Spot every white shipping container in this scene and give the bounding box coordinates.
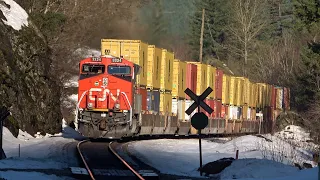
[178,100,185,120]
[185,100,196,121]
[172,99,178,114]
[247,108,251,120]
[228,106,238,120]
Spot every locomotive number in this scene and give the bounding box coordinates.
[91,57,101,61]
[112,58,122,63]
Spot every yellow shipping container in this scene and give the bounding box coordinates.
[266,85,272,107]
[101,39,148,86]
[206,65,216,99]
[189,62,207,95]
[222,74,231,105]
[160,49,174,91]
[256,83,267,108]
[172,60,187,99]
[251,108,256,120]
[250,83,258,108]
[147,45,161,89]
[160,92,172,114]
[235,77,244,106]
[243,78,250,105]
[229,76,237,105]
[242,105,249,120]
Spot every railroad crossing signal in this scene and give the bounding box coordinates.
[184,87,214,177]
[185,87,214,116]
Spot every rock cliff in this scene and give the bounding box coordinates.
[0,1,62,136]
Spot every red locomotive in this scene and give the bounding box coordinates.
[76,55,140,138]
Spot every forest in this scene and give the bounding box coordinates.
[14,0,320,139]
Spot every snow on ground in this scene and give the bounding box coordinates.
[64,76,78,88]
[0,119,84,179]
[221,158,317,180]
[0,0,29,30]
[128,125,318,179]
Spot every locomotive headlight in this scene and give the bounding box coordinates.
[103,78,108,86]
[87,103,93,109]
[114,103,120,109]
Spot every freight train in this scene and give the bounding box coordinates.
[75,39,290,138]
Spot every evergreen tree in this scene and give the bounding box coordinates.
[293,0,320,110]
[189,0,230,61]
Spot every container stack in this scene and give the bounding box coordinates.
[184,63,197,121]
[146,45,161,114]
[159,49,174,115]
[101,39,149,113]
[172,59,187,120]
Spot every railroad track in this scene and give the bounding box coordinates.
[75,139,158,180]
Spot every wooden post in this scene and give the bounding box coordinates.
[199,9,205,63]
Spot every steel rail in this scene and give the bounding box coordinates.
[77,140,96,180]
[109,141,145,180]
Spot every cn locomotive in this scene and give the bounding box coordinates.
[75,39,290,138]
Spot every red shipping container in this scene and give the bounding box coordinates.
[215,69,223,100]
[271,86,276,110]
[203,99,211,117]
[221,105,228,119]
[215,100,222,118]
[137,88,147,111]
[186,63,197,100]
[209,99,215,118]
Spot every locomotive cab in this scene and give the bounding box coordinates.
[76,55,139,138]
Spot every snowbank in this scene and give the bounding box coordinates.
[128,125,317,178]
[0,0,29,30]
[220,158,299,179]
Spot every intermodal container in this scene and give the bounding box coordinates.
[101,39,148,86]
[147,45,161,89]
[137,88,147,111]
[178,100,186,121]
[247,107,251,120]
[221,105,228,119]
[172,60,187,99]
[229,76,236,105]
[160,92,172,114]
[228,106,238,120]
[186,63,197,100]
[252,83,258,108]
[222,74,230,105]
[235,77,244,106]
[215,69,223,100]
[251,108,256,120]
[209,99,215,118]
[160,49,174,91]
[242,105,249,120]
[243,78,250,105]
[185,100,196,120]
[257,83,265,108]
[202,99,211,117]
[146,90,160,113]
[283,87,290,110]
[215,100,222,118]
[207,65,216,99]
[172,99,178,115]
[275,87,283,110]
[189,62,207,95]
[271,86,276,109]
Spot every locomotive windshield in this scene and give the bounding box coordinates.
[107,66,131,75]
[82,64,105,74]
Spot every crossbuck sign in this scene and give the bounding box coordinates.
[185,87,214,116]
[184,87,214,176]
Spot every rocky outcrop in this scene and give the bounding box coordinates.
[0,14,62,136]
